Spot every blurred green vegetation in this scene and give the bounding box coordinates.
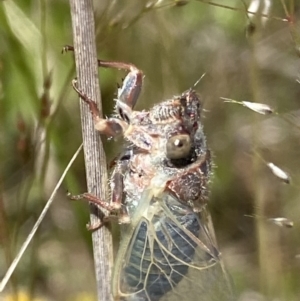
[0,0,300,300]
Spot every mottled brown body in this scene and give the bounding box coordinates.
[68,54,235,301]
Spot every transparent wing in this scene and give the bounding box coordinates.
[112,191,235,301]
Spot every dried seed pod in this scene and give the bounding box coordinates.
[245,215,294,228]
[247,0,272,27]
[241,101,274,115]
[221,97,274,115]
[268,217,294,228]
[267,162,290,184]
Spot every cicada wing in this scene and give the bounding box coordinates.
[112,192,235,301]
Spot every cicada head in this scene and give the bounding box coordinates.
[126,89,207,168]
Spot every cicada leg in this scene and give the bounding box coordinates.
[98,60,142,110]
[63,45,143,109]
[65,46,154,150]
[72,79,126,137]
[67,191,121,212]
[67,160,130,230]
[64,46,141,228]
[110,160,131,224]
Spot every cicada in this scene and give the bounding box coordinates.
[70,54,235,301]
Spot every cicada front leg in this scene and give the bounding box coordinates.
[64,45,143,114]
[97,60,143,110]
[72,79,126,137]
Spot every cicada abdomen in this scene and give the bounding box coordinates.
[112,184,234,301]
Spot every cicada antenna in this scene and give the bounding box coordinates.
[192,73,206,89]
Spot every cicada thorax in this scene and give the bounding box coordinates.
[122,136,210,214]
[122,148,211,217]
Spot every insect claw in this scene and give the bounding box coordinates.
[87,215,120,230]
[61,45,74,54]
[71,78,79,90]
[86,221,104,231]
[71,79,101,120]
[67,191,83,201]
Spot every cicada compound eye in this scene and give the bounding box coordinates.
[166,134,192,159]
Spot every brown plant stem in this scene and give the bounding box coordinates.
[69,1,113,300]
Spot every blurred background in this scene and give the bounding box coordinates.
[0,0,300,300]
